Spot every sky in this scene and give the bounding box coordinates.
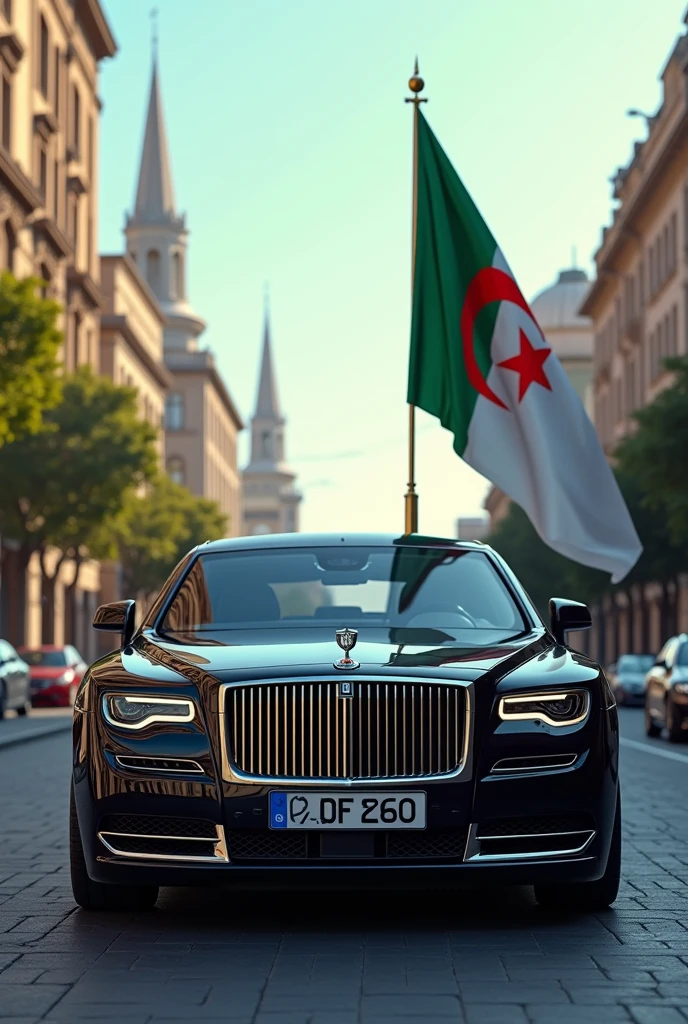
[98,0,685,539]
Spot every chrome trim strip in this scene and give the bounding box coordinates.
[102,694,195,731]
[463,823,596,861]
[498,691,590,728]
[114,756,204,774]
[490,754,578,773]
[218,677,474,786]
[97,824,228,863]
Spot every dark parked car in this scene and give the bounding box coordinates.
[645,634,688,742]
[607,654,654,706]
[71,533,620,914]
[0,639,31,718]
[19,645,87,707]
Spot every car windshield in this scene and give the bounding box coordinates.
[675,645,688,666]
[21,650,67,666]
[617,654,654,672]
[159,546,526,635]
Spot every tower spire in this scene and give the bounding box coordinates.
[131,38,176,224]
[150,7,158,62]
[255,290,281,420]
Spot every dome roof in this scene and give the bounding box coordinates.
[530,268,591,331]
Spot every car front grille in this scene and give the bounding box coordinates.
[227,828,468,862]
[227,681,467,781]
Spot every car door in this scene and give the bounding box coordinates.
[647,639,677,716]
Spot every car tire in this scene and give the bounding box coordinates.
[70,785,159,912]
[666,696,685,744]
[533,790,621,912]
[644,702,661,738]
[16,701,29,717]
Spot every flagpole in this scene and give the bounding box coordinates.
[404,59,426,535]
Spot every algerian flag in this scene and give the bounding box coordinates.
[407,111,642,583]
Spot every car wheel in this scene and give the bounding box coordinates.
[533,790,621,912]
[666,696,685,744]
[16,700,29,717]
[70,785,159,912]
[644,702,661,738]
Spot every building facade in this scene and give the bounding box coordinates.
[483,266,593,532]
[242,307,301,535]
[0,0,116,658]
[125,56,243,534]
[581,22,688,662]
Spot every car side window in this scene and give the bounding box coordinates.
[0,641,16,662]
[65,646,76,663]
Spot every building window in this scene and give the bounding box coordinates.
[1,1,12,22]
[672,304,678,356]
[2,219,15,272]
[1,69,11,151]
[165,392,184,430]
[167,456,185,486]
[146,248,160,291]
[71,84,80,156]
[171,251,183,299]
[39,263,51,299]
[40,15,49,99]
[69,193,79,249]
[53,46,60,117]
[38,142,47,200]
[671,213,678,273]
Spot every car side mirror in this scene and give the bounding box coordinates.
[93,600,136,647]
[549,597,592,645]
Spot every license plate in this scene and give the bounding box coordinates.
[269,791,426,829]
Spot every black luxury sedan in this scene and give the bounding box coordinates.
[644,633,688,742]
[70,533,620,913]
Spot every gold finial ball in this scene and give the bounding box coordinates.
[408,74,425,94]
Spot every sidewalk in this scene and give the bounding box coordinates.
[0,707,72,750]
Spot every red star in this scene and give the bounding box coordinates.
[497,329,552,402]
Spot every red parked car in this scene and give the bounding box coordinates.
[19,645,87,707]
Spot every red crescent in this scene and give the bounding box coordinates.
[460,266,536,410]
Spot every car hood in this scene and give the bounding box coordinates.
[135,626,554,683]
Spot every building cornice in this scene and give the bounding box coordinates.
[101,313,174,392]
[75,0,117,60]
[67,266,101,309]
[100,253,165,326]
[165,354,244,431]
[33,217,73,260]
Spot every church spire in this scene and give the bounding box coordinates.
[132,53,177,224]
[254,290,281,420]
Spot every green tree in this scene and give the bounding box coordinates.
[113,475,227,601]
[0,272,62,446]
[615,356,688,546]
[0,367,159,642]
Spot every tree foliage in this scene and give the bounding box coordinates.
[615,356,688,547]
[0,366,159,577]
[112,475,227,599]
[0,272,63,446]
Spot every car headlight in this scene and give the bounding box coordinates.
[56,670,75,686]
[498,691,589,727]
[103,694,195,730]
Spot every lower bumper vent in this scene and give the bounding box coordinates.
[97,813,227,863]
[227,829,469,863]
[467,813,596,861]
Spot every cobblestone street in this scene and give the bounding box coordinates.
[1,708,687,1024]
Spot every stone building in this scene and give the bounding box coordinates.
[580,18,688,663]
[242,306,301,535]
[0,0,116,658]
[482,266,593,532]
[125,56,243,534]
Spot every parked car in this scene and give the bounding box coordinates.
[607,653,655,706]
[645,634,688,742]
[71,533,620,914]
[19,645,87,708]
[0,640,31,718]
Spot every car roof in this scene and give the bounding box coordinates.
[198,532,490,555]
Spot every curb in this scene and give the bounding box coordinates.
[0,717,72,751]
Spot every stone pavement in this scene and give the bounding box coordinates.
[0,708,687,1024]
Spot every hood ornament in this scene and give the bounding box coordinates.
[334,627,359,671]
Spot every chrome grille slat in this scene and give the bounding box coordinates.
[228,680,466,781]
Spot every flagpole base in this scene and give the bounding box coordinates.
[404,492,418,535]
